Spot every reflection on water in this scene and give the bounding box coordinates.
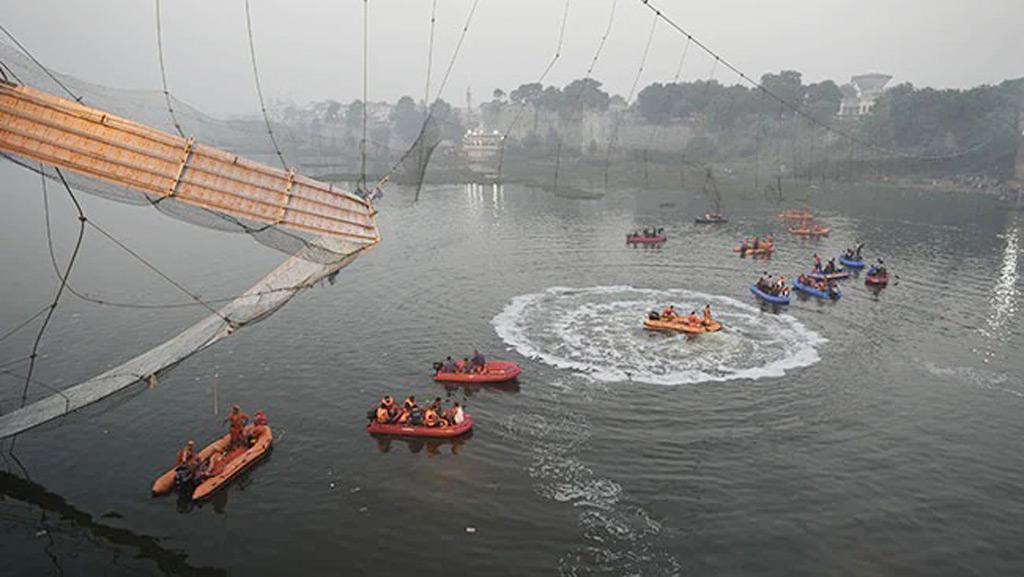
[985,212,1020,339]
[372,431,473,455]
[0,469,223,576]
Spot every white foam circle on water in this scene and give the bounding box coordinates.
[493,285,826,385]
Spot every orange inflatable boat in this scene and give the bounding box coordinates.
[434,361,521,384]
[733,244,774,255]
[778,208,813,220]
[644,318,723,334]
[788,226,830,237]
[367,413,474,438]
[152,425,273,501]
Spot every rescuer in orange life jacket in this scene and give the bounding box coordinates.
[224,405,249,449]
[176,440,198,473]
[398,395,417,424]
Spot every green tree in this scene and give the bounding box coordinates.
[391,95,423,142]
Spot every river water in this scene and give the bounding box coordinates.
[1,161,1022,576]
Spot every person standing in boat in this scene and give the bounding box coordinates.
[702,305,713,326]
[224,405,249,449]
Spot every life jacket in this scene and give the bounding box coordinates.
[688,314,700,325]
[376,407,390,424]
[176,448,194,467]
[424,409,439,427]
[402,398,416,412]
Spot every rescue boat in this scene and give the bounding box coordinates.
[152,425,273,501]
[433,361,521,384]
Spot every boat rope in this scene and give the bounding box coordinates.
[154,0,185,138]
[553,0,618,194]
[0,23,81,103]
[496,0,570,183]
[603,11,657,193]
[243,0,288,171]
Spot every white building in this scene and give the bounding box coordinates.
[838,73,892,117]
[463,129,503,162]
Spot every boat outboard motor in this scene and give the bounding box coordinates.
[648,311,661,321]
[174,466,196,489]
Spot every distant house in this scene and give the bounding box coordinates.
[838,73,892,117]
[463,129,503,163]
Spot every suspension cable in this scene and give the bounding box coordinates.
[496,0,570,183]
[154,0,185,137]
[360,0,369,190]
[17,168,85,410]
[243,0,288,171]
[603,11,657,192]
[383,0,481,190]
[636,0,990,162]
[0,23,81,102]
[554,0,618,193]
[641,32,691,188]
[423,0,438,108]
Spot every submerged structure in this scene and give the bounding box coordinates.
[0,77,380,439]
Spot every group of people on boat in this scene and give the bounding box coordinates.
[868,259,888,277]
[628,227,664,239]
[738,234,774,253]
[812,254,841,274]
[756,274,789,297]
[796,273,839,296]
[843,243,865,261]
[173,405,268,484]
[653,304,715,327]
[373,395,465,428]
[435,351,487,375]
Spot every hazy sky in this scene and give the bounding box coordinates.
[4,0,1021,116]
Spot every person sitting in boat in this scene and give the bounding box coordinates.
[440,356,457,373]
[751,236,760,250]
[375,402,392,424]
[246,410,269,444]
[381,396,399,421]
[423,406,446,428]
[765,233,774,246]
[445,401,465,425]
[197,450,225,481]
[825,258,838,274]
[813,254,822,272]
[224,405,249,449]
[874,259,887,276]
[686,310,700,326]
[471,350,487,373]
[661,305,677,320]
[399,395,417,424]
[176,440,199,474]
[739,239,750,253]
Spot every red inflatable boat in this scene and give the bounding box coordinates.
[627,234,666,244]
[434,361,521,384]
[367,413,474,438]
